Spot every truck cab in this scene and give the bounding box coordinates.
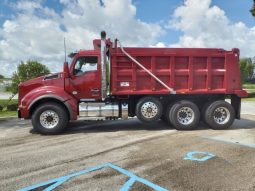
[18,33,123,134]
[66,50,102,101]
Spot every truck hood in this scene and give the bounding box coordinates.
[20,73,62,87]
[20,75,45,87]
[19,73,64,103]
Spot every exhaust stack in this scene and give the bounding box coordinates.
[101,31,107,100]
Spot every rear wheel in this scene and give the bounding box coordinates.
[204,100,235,130]
[31,102,68,135]
[168,100,200,130]
[136,96,163,122]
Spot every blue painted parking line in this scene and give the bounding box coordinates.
[17,163,169,191]
[17,163,107,191]
[119,178,136,191]
[203,137,255,149]
[184,151,215,162]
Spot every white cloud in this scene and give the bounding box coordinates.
[2,20,18,33]
[150,42,166,48]
[14,0,42,11]
[0,0,164,77]
[169,0,255,57]
[2,0,254,77]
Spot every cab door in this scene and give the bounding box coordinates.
[68,56,101,101]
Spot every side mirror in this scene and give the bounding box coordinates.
[63,61,70,78]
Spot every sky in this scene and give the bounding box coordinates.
[0,0,255,77]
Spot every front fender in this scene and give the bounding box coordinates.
[20,86,78,120]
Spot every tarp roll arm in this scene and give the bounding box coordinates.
[117,39,176,94]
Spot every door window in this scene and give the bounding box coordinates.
[74,56,98,76]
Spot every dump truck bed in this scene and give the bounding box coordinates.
[110,47,247,97]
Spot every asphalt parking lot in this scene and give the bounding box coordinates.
[1,102,255,191]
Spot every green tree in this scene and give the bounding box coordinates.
[10,60,50,95]
[240,58,255,83]
[0,74,4,83]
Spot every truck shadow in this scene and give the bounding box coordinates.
[64,119,173,134]
[231,116,255,130]
[62,117,255,135]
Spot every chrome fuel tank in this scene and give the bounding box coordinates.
[79,102,128,119]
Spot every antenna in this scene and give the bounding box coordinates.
[64,37,67,62]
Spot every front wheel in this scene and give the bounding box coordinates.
[31,102,68,135]
[204,101,235,130]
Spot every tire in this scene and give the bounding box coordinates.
[204,100,235,130]
[168,100,200,130]
[200,101,214,124]
[31,102,68,135]
[164,102,175,126]
[136,96,163,123]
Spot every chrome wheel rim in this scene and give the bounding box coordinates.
[213,107,230,124]
[141,102,158,119]
[39,110,59,129]
[177,107,194,125]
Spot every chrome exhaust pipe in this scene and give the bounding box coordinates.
[101,31,107,100]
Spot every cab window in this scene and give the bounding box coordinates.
[74,56,98,76]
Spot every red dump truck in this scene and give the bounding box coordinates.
[18,31,248,134]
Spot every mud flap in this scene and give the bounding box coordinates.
[231,95,241,119]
